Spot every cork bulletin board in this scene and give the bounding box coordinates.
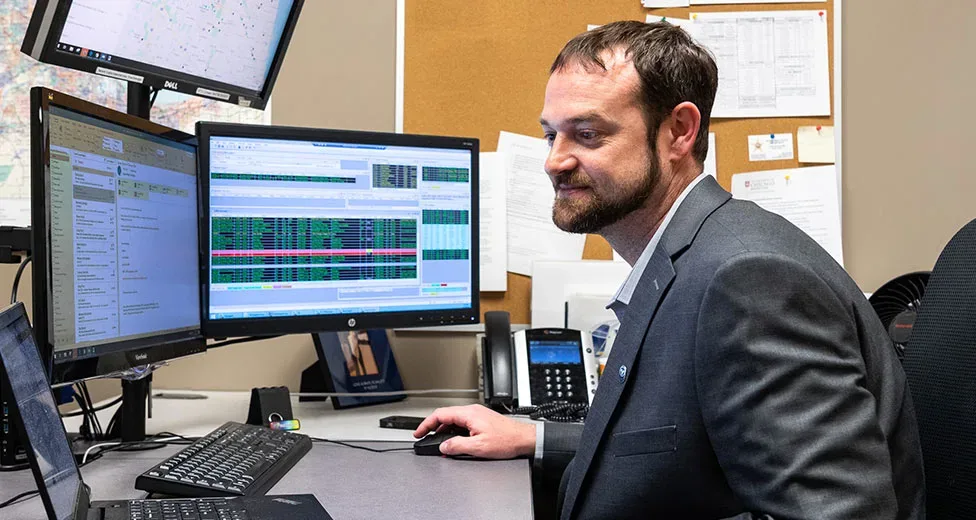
[404,1,835,324]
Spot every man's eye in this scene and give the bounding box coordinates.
[579,130,598,141]
[544,133,556,145]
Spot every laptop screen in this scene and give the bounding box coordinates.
[0,304,82,520]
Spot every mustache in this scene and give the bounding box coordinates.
[552,172,590,188]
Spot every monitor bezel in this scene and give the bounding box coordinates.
[20,0,305,110]
[30,87,206,385]
[197,122,481,338]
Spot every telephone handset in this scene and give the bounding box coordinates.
[482,311,599,414]
[483,311,516,410]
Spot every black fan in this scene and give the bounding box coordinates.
[868,271,930,360]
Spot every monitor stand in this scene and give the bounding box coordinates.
[65,374,152,464]
[108,84,154,444]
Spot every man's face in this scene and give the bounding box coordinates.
[540,53,659,234]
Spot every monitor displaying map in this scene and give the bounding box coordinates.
[20,0,302,110]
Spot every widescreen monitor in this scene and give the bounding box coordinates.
[30,87,205,385]
[197,123,480,338]
[21,0,304,110]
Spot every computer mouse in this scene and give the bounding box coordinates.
[413,425,470,456]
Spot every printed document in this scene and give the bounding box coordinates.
[748,133,795,161]
[690,11,831,118]
[498,131,586,276]
[731,165,843,266]
[479,152,507,291]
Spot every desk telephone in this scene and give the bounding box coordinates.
[482,311,598,419]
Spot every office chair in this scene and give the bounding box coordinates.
[901,217,976,519]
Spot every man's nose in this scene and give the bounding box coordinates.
[544,136,577,177]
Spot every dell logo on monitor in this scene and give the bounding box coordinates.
[164,80,179,90]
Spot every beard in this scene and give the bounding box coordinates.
[551,156,659,234]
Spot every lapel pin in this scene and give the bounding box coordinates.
[619,365,627,382]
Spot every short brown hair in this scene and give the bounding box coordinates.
[551,21,718,164]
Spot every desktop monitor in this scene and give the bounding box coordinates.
[197,123,480,338]
[21,0,304,110]
[30,87,206,385]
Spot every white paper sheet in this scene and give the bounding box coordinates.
[531,260,633,328]
[748,133,794,161]
[797,125,836,163]
[731,165,843,266]
[587,24,602,31]
[498,131,586,277]
[690,11,831,118]
[693,0,822,4]
[704,132,717,178]
[478,152,507,291]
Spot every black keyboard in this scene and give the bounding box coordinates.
[135,421,312,498]
[128,497,249,520]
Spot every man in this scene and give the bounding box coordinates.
[415,21,924,519]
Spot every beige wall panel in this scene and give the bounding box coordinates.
[844,1,976,291]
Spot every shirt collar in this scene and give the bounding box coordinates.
[608,172,711,320]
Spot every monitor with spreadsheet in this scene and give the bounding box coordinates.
[30,87,205,384]
[197,122,480,337]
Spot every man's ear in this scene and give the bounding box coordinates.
[663,101,701,163]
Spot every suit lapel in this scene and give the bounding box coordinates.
[560,176,732,519]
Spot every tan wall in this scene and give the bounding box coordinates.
[843,1,976,291]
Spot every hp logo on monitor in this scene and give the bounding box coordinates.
[348,318,356,328]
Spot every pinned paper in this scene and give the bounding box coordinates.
[731,165,843,266]
[748,133,794,162]
[691,11,830,118]
[587,24,602,31]
[797,125,835,164]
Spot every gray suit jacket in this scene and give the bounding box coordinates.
[546,177,924,519]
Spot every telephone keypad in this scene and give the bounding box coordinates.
[529,363,588,405]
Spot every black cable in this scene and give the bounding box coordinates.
[79,383,102,437]
[9,255,30,305]
[513,401,588,422]
[0,490,40,509]
[72,392,94,440]
[309,437,413,453]
[208,335,282,349]
[61,395,123,418]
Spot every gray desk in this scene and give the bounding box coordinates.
[0,394,534,519]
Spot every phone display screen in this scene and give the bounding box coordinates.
[528,340,583,365]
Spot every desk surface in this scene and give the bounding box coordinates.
[2,393,534,520]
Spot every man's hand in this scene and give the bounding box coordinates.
[414,404,537,459]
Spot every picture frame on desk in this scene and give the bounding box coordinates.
[306,329,406,409]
